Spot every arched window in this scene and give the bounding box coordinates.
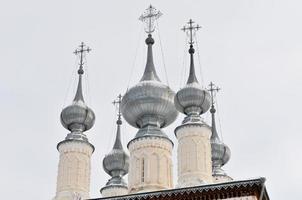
[141,158,145,183]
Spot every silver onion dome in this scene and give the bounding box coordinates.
[210,106,231,177]
[174,44,211,123]
[60,75,95,133]
[175,19,211,124]
[60,43,95,141]
[102,110,129,189]
[101,100,129,194]
[121,34,178,139]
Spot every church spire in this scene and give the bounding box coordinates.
[181,19,201,84]
[60,42,95,141]
[174,19,210,124]
[208,82,221,142]
[208,82,232,182]
[139,5,162,81]
[101,94,129,197]
[73,42,91,102]
[112,94,123,149]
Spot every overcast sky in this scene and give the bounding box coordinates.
[0,0,301,199]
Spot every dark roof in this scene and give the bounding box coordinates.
[89,177,269,200]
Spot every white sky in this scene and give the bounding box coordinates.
[0,0,301,199]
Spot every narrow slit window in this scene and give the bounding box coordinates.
[141,158,145,183]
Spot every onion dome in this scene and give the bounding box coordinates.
[210,106,230,176]
[102,101,129,190]
[121,33,178,139]
[174,19,211,124]
[208,83,231,178]
[60,43,95,141]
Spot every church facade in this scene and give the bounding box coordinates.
[52,5,270,200]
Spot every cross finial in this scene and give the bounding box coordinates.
[181,19,201,45]
[74,42,91,75]
[139,5,162,34]
[113,94,123,120]
[208,82,220,106]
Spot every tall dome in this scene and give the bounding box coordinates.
[174,19,211,124]
[121,25,178,140]
[122,5,176,193]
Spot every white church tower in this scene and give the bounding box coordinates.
[174,19,213,187]
[121,5,178,194]
[53,43,95,200]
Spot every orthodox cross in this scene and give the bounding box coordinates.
[113,94,123,119]
[74,42,91,74]
[181,19,201,45]
[208,82,220,106]
[139,5,162,34]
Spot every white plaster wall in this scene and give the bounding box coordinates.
[101,186,128,197]
[176,124,212,187]
[53,141,94,200]
[128,137,173,193]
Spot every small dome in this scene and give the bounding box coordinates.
[174,38,211,119]
[60,100,95,132]
[60,42,95,136]
[211,140,231,167]
[103,149,129,177]
[175,82,211,116]
[210,103,231,177]
[60,70,95,133]
[102,104,129,184]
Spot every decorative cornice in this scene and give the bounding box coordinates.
[127,135,174,149]
[89,177,269,200]
[174,122,211,136]
[57,139,95,153]
[100,184,128,193]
